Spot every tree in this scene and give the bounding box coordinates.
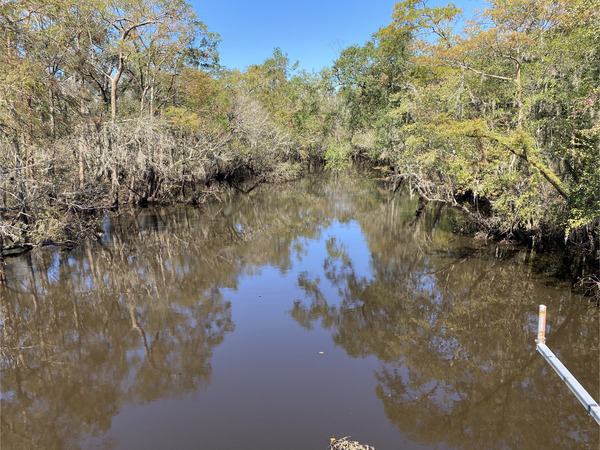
[124,4,219,117]
[331,31,410,135]
[374,0,599,240]
[72,0,215,121]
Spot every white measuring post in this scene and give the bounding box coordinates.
[536,304,547,345]
[536,305,600,425]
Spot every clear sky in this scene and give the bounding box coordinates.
[190,0,486,73]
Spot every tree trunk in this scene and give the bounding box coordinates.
[48,86,56,140]
[78,133,85,190]
[515,50,523,130]
[78,78,86,190]
[110,76,118,121]
[110,52,125,122]
[12,135,29,225]
[111,167,119,209]
[149,84,154,117]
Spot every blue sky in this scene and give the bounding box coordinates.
[191,0,486,73]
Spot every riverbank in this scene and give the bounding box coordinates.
[1,166,598,305]
[4,1,598,273]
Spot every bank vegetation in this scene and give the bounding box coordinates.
[1,0,598,280]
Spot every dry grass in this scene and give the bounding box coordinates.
[328,436,375,450]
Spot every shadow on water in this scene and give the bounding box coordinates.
[1,172,598,449]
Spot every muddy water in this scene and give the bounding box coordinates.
[1,174,598,449]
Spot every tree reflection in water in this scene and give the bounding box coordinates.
[1,234,235,448]
[0,175,355,447]
[290,184,599,448]
[1,173,598,449]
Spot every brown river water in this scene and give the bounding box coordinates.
[1,173,598,449]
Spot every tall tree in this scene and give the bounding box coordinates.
[73,0,215,121]
[375,0,599,237]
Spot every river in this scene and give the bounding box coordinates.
[1,172,598,449]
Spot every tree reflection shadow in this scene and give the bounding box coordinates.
[0,241,234,448]
[1,174,597,448]
[291,198,599,448]
[0,174,380,448]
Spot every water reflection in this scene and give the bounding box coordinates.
[1,239,234,448]
[1,173,598,449]
[291,195,599,448]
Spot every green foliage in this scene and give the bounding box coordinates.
[336,0,599,243]
[325,139,352,171]
[1,0,598,252]
[330,30,410,134]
